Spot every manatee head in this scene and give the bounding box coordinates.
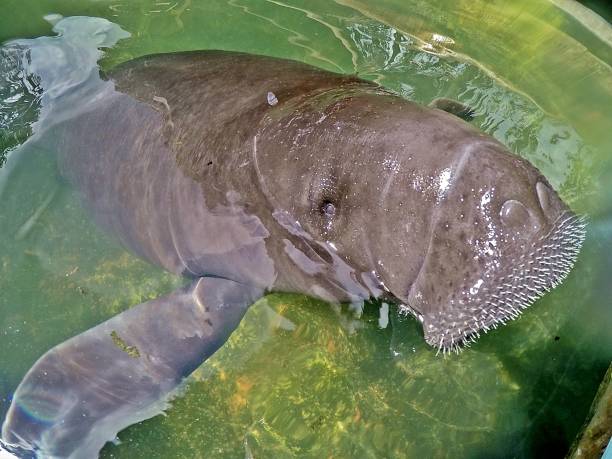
[400,144,586,353]
[255,87,585,354]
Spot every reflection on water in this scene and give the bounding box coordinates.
[0,47,39,167]
[0,1,610,458]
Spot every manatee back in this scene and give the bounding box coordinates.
[44,51,373,285]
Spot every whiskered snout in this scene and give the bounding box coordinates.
[419,211,586,354]
[395,144,587,355]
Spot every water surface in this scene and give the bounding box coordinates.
[0,1,611,458]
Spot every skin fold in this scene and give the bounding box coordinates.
[1,51,585,458]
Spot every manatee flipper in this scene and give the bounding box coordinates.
[429,97,476,122]
[1,277,262,458]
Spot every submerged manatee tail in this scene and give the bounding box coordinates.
[2,278,262,458]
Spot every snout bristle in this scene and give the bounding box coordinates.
[419,211,587,355]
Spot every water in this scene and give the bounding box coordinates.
[0,1,610,458]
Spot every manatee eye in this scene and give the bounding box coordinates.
[320,200,336,218]
[308,171,344,233]
[316,199,337,235]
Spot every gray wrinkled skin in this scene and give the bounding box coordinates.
[1,51,585,458]
[86,50,583,349]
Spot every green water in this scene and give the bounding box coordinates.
[578,0,612,23]
[0,1,611,457]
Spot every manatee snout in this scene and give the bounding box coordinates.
[403,147,586,353]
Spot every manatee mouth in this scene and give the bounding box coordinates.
[418,211,587,354]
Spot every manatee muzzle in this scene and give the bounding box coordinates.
[416,211,587,354]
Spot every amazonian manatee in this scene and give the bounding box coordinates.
[1,50,585,458]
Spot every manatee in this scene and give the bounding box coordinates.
[1,51,586,458]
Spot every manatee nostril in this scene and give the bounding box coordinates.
[500,200,529,227]
[536,181,552,214]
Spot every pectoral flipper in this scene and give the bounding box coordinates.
[2,277,262,458]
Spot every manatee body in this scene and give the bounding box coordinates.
[1,51,585,458]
